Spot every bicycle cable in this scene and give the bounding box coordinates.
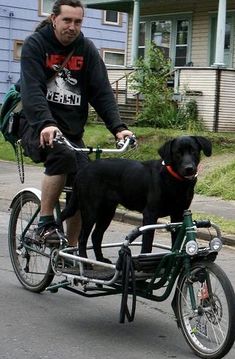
[15,140,25,184]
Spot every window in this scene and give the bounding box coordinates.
[103,10,121,26]
[151,20,171,59]
[140,15,191,66]
[102,50,125,66]
[14,40,24,60]
[138,22,146,58]
[39,0,54,16]
[175,20,189,66]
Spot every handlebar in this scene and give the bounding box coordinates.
[194,220,222,239]
[194,220,211,228]
[54,133,137,155]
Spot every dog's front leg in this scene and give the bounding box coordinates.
[141,210,157,253]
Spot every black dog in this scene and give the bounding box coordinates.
[62,136,212,263]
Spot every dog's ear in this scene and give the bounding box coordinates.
[193,136,212,157]
[158,139,174,164]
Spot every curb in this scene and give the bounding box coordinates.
[114,209,235,247]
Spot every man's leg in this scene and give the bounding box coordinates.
[40,173,81,246]
[40,173,66,216]
[66,210,81,247]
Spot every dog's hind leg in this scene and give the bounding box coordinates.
[78,214,96,260]
[91,203,117,263]
[141,210,158,253]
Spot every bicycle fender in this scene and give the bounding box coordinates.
[9,187,41,209]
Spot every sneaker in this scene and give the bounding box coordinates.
[35,223,65,247]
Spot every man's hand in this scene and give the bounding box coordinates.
[115,129,134,141]
[40,126,62,148]
[115,129,137,148]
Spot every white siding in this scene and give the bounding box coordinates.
[178,67,235,132]
[179,68,216,131]
[219,70,235,131]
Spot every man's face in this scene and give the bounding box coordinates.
[51,5,83,46]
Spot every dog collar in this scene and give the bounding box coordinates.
[162,161,198,181]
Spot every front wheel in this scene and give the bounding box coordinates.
[8,191,54,292]
[175,261,235,359]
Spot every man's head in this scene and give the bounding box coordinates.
[51,0,84,46]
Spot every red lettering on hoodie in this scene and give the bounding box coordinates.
[46,54,84,70]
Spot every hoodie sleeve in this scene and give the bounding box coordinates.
[85,39,128,135]
[20,33,57,133]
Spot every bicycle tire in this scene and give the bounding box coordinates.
[175,261,235,359]
[8,191,54,292]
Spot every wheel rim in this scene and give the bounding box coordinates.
[179,268,230,355]
[10,196,52,289]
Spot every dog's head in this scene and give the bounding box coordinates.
[158,136,212,180]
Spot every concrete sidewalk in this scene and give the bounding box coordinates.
[1,160,235,245]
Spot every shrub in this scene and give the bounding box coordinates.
[129,43,204,131]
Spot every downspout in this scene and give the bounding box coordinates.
[130,0,140,65]
[7,10,14,84]
[213,68,221,132]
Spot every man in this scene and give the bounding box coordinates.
[18,0,133,247]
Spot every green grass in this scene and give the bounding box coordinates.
[193,213,235,236]
[197,162,235,200]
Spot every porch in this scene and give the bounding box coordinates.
[106,66,235,132]
[84,0,235,131]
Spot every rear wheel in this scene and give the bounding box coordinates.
[8,191,54,292]
[175,261,235,359]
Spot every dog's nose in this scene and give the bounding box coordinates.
[184,165,195,175]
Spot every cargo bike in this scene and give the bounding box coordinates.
[8,136,235,359]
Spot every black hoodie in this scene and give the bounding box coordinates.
[20,23,126,140]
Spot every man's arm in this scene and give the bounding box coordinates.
[20,34,57,134]
[85,40,130,136]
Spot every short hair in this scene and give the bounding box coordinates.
[35,0,84,31]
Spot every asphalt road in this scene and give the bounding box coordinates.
[1,208,235,359]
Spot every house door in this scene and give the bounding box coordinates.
[210,16,233,67]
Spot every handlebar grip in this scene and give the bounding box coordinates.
[194,220,211,228]
[116,135,137,149]
[116,139,125,149]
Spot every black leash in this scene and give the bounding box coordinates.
[116,245,136,323]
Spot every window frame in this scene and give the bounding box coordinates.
[13,40,24,60]
[101,48,125,67]
[38,0,53,16]
[102,10,122,26]
[140,13,192,67]
[138,21,146,58]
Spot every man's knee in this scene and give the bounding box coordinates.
[44,143,77,176]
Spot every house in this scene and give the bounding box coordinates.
[84,0,235,132]
[0,0,127,102]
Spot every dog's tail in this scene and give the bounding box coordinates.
[60,189,80,222]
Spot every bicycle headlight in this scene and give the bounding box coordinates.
[210,237,222,252]
[185,240,198,255]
